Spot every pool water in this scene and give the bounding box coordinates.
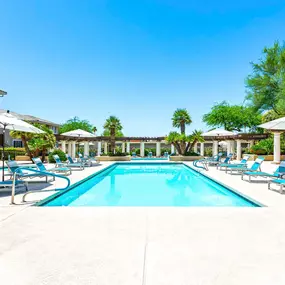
[43,163,258,207]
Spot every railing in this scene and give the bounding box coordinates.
[11,167,70,204]
[193,160,208,171]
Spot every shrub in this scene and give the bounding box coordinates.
[249,145,267,155]
[250,138,274,155]
[204,147,212,157]
[184,151,200,156]
[48,149,67,163]
[1,147,26,160]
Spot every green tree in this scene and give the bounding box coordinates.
[203,101,261,132]
[59,116,95,134]
[103,116,123,153]
[102,129,124,137]
[246,41,285,115]
[172,108,192,134]
[262,109,284,123]
[166,130,204,155]
[28,124,56,161]
[10,131,33,158]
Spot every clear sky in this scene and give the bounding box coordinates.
[1,0,285,136]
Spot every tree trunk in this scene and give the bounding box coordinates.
[180,122,185,134]
[21,135,32,159]
[41,148,46,162]
[110,128,115,153]
[174,142,182,155]
[186,139,197,153]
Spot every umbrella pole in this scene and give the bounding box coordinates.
[2,125,6,182]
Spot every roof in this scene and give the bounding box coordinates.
[0,109,60,127]
[258,116,285,131]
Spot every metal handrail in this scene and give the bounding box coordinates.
[193,160,208,171]
[11,167,70,204]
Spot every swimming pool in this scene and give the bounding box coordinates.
[41,163,258,207]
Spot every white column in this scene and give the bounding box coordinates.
[126,142,130,153]
[84,141,89,156]
[200,142,204,156]
[71,141,76,158]
[213,141,218,156]
[68,142,72,156]
[140,142,145,157]
[156,142,161,157]
[97,141,101,156]
[236,140,242,161]
[171,144,175,154]
[230,141,235,154]
[226,140,231,155]
[194,143,198,153]
[121,142,125,153]
[61,141,66,153]
[274,132,281,164]
[104,142,108,154]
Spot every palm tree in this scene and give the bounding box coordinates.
[10,131,33,158]
[185,130,205,153]
[172,108,192,134]
[103,116,123,153]
[28,124,56,161]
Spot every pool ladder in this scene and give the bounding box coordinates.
[11,167,71,204]
[193,160,208,171]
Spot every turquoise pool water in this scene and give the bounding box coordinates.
[43,163,258,207]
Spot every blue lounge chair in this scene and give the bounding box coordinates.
[214,153,233,168]
[78,153,98,166]
[132,152,137,158]
[0,180,28,191]
[65,154,85,170]
[6,161,51,183]
[242,161,285,182]
[204,152,223,165]
[268,179,285,193]
[148,151,153,158]
[32,157,72,176]
[53,154,83,170]
[218,155,250,171]
[226,157,264,175]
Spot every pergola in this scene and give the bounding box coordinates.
[56,133,268,158]
[259,117,285,164]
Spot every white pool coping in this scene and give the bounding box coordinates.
[1,160,285,284]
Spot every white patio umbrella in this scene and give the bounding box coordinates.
[60,129,96,137]
[60,129,95,156]
[258,116,285,130]
[202,129,236,137]
[0,112,45,181]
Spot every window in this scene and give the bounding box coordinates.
[13,140,23,148]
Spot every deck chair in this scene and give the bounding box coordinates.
[242,161,285,182]
[65,154,85,170]
[6,161,51,183]
[226,157,264,175]
[78,153,97,167]
[214,153,233,168]
[268,178,285,194]
[32,157,72,176]
[218,155,250,171]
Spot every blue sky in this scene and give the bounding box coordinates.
[1,0,285,136]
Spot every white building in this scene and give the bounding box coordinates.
[0,109,60,147]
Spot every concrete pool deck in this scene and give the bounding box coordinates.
[1,160,285,284]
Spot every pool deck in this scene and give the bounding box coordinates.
[1,160,285,284]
